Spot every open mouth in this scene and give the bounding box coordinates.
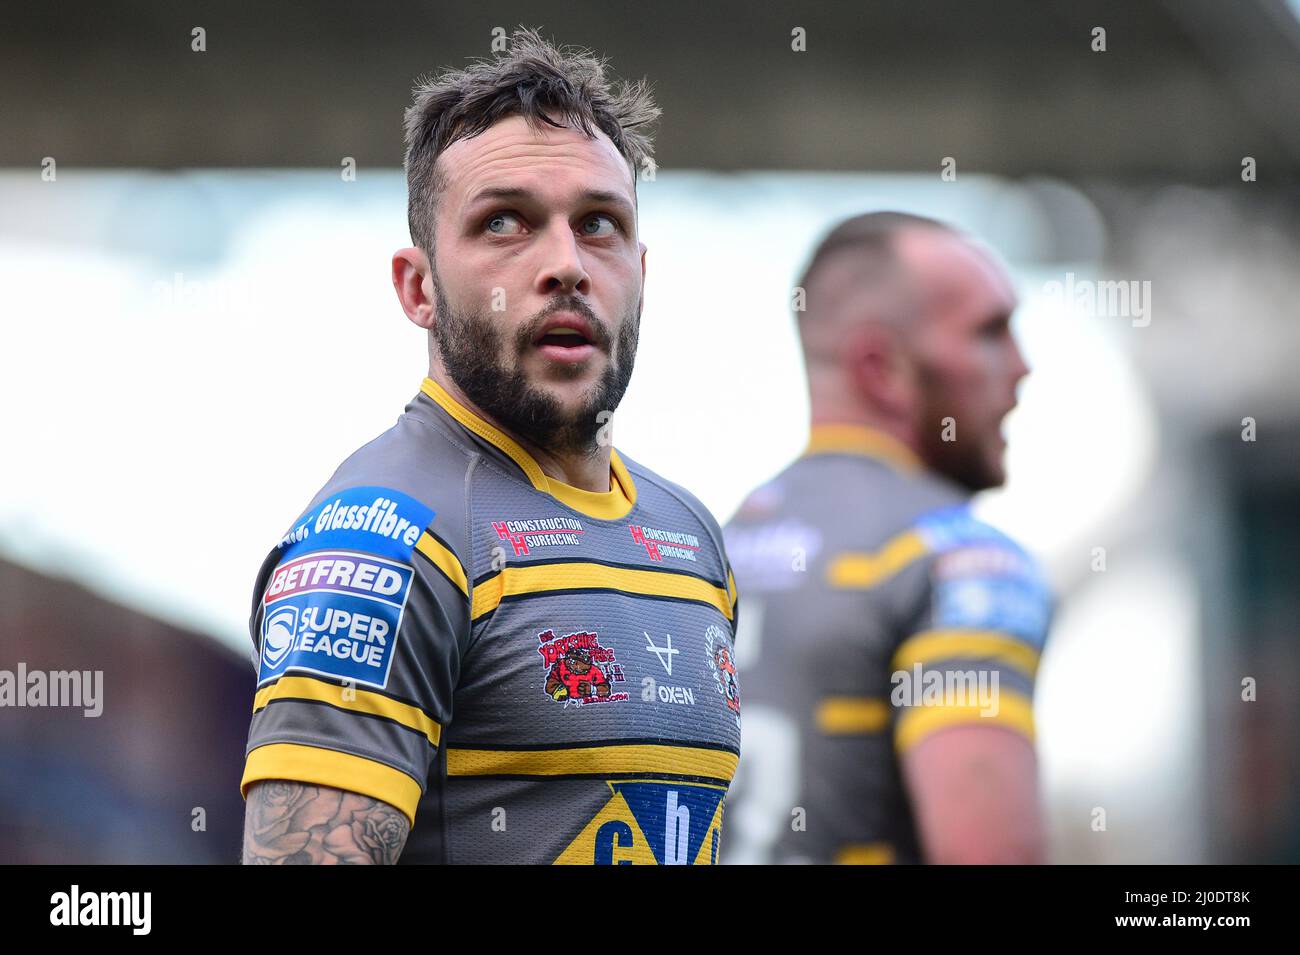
[531,313,601,364]
[535,327,593,349]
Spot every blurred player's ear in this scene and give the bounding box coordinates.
[639,240,647,282]
[392,247,435,330]
[846,321,916,419]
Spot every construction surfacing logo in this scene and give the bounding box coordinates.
[629,524,701,562]
[493,516,584,556]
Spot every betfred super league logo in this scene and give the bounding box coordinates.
[537,629,629,706]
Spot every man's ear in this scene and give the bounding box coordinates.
[392,247,435,330]
[846,322,914,417]
[639,241,647,283]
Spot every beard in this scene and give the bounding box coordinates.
[431,280,640,458]
[914,362,1005,494]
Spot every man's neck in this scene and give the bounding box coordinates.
[808,408,920,462]
[807,375,920,453]
[428,367,613,493]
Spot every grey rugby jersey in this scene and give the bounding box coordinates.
[720,425,1051,865]
[241,377,740,864]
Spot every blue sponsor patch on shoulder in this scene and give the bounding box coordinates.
[916,506,1053,647]
[276,485,435,562]
[914,505,1008,552]
[258,549,415,688]
[932,574,1051,647]
[259,486,434,688]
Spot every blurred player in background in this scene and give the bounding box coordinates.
[722,212,1052,864]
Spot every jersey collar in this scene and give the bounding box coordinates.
[803,423,923,474]
[420,376,637,521]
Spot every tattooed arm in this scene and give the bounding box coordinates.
[242,779,410,864]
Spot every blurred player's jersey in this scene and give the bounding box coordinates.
[241,377,740,864]
[720,425,1051,864]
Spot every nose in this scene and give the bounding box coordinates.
[536,221,590,296]
[1008,334,1031,385]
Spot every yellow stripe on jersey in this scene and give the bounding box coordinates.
[834,843,896,865]
[726,567,738,610]
[804,423,922,474]
[471,561,735,622]
[415,530,468,597]
[815,697,891,734]
[423,376,547,487]
[253,675,442,748]
[826,529,929,589]
[891,629,1041,679]
[241,742,423,828]
[446,743,739,784]
[420,376,636,519]
[893,689,1036,754]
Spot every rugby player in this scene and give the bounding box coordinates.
[722,212,1051,864]
[240,28,739,864]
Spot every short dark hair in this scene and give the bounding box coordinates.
[402,26,660,255]
[796,211,953,315]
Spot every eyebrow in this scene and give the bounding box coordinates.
[465,186,636,217]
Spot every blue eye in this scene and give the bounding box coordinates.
[486,213,523,235]
[581,214,618,237]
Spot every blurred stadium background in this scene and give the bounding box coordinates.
[1,1,1297,863]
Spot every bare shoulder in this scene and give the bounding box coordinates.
[241,779,410,864]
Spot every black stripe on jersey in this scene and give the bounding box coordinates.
[251,695,438,748]
[471,554,728,591]
[256,673,443,727]
[441,737,740,757]
[490,586,733,618]
[444,771,733,786]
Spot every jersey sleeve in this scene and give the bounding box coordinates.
[889,506,1053,755]
[239,485,470,828]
